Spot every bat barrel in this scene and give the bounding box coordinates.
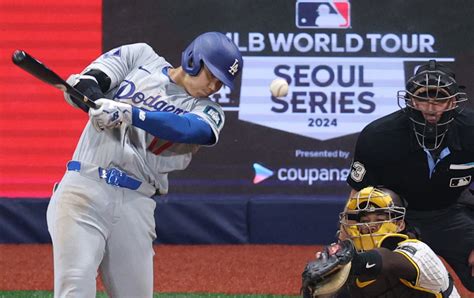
[11,49,98,110]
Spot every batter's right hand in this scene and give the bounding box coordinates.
[89,98,132,132]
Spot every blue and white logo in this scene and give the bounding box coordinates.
[296,0,351,29]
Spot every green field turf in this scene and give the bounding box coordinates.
[0,292,299,298]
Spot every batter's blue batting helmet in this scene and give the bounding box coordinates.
[181,32,243,91]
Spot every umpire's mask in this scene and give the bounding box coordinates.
[397,60,468,151]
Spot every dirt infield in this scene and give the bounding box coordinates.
[0,244,471,297]
[0,244,317,295]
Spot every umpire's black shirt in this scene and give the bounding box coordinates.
[347,108,474,210]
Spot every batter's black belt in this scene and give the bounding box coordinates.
[66,160,157,197]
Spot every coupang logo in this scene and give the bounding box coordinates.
[253,163,349,185]
[228,0,454,141]
[253,163,274,184]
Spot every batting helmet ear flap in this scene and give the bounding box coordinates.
[181,47,202,76]
[186,54,194,69]
[183,55,203,75]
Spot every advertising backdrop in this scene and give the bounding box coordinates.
[0,0,101,198]
[104,0,474,197]
[1,0,473,199]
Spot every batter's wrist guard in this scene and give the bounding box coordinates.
[351,249,382,277]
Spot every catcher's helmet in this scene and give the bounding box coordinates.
[181,32,243,91]
[339,187,406,252]
[397,60,468,150]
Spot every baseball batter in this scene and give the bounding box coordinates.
[46,32,243,297]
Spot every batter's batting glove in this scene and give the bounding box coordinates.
[301,239,355,297]
[89,98,132,132]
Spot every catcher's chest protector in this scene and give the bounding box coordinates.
[347,275,442,298]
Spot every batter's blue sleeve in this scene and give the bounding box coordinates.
[131,107,215,145]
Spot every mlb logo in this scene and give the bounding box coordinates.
[449,176,472,188]
[295,0,351,29]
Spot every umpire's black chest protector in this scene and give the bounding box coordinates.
[349,109,474,211]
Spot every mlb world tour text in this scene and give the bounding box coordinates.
[229,33,435,53]
[272,64,375,127]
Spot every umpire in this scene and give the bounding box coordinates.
[346,60,474,292]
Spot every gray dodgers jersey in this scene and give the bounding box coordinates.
[71,43,225,194]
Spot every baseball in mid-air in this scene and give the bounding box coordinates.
[270,78,289,97]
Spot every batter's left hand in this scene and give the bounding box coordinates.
[89,98,132,131]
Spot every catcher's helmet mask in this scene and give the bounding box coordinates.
[181,32,243,91]
[397,60,468,151]
[340,187,406,252]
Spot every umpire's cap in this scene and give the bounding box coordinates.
[406,60,459,97]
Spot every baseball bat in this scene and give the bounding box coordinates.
[11,50,98,109]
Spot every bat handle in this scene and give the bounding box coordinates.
[84,97,98,110]
[12,50,26,65]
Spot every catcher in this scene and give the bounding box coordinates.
[301,187,460,297]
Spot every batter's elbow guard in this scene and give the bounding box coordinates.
[83,69,111,93]
[64,73,106,112]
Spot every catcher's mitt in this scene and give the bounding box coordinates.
[301,239,356,297]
